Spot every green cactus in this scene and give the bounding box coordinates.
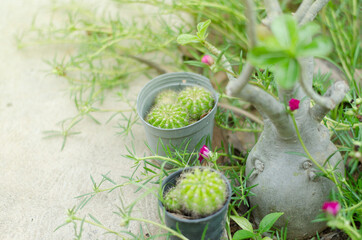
[177,86,214,120]
[154,89,178,106]
[146,104,189,129]
[163,187,181,212]
[164,168,228,218]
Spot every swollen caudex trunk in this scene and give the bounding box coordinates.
[245,98,344,239]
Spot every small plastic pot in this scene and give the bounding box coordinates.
[159,167,232,240]
[136,72,219,167]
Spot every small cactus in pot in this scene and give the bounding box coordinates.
[163,167,228,218]
[146,86,215,129]
[160,146,231,239]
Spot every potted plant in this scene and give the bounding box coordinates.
[176,1,349,238]
[158,146,231,240]
[137,72,219,167]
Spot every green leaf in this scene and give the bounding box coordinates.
[233,230,256,240]
[184,60,209,68]
[297,36,332,57]
[248,46,287,67]
[274,58,300,89]
[177,34,200,45]
[230,215,254,232]
[196,19,211,40]
[271,15,298,49]
[262,237,273,240]
[298,22,320,43]
[258,212,284,234]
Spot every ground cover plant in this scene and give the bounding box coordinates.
[19,0,361,239]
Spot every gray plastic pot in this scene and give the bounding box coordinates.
[159,167,231,240]
[137,72,219,166]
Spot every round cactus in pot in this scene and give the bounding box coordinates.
[160,164,231,240]
[164,167,228,218]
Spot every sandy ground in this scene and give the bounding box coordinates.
[0,0,161,239]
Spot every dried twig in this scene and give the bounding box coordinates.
[217,102,264,125]
[128,55,169,74]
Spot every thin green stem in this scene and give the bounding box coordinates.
[291,114,349,208]
[341,201,362,212]
[134,156,186,166]
[72,217,127,237]
[218,153,245,161]
[330,170,348,208]
[291,113,327,174]
[128,217,189,240]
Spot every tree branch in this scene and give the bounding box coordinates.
[295,0,314,23]
[264,0,282,22]
[234,84,295,139]
[310,81,349,122]
[245,0,258,47]
[299,57,337,109]
[299,0,330,25]
[226,63,254,96]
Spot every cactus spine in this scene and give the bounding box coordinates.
[164,168,227,218]
[146,104,189,129]
[177,86,214,120]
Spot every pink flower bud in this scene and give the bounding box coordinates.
[322,201,340,216]
[289,98,300,111]
[201,55,214,66]
[198,145,211,163]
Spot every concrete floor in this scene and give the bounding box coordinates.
[0,0,161,239]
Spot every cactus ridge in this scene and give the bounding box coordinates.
[177,86,214,120]
[164,168,227,218]
[154,89,178,106]
[146,104,189,129]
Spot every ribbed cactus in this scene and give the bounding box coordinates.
[177,86,214,120]
[146,104,189,129]
[164,168,228,218]
[163,187,181,212]
[154,89,178,106]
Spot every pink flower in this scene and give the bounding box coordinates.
[289,98,300,111]
[201,55,214,66]
[198,145,211,163]
[322,201,340,216]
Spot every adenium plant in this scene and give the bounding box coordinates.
[177,0,349,238]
